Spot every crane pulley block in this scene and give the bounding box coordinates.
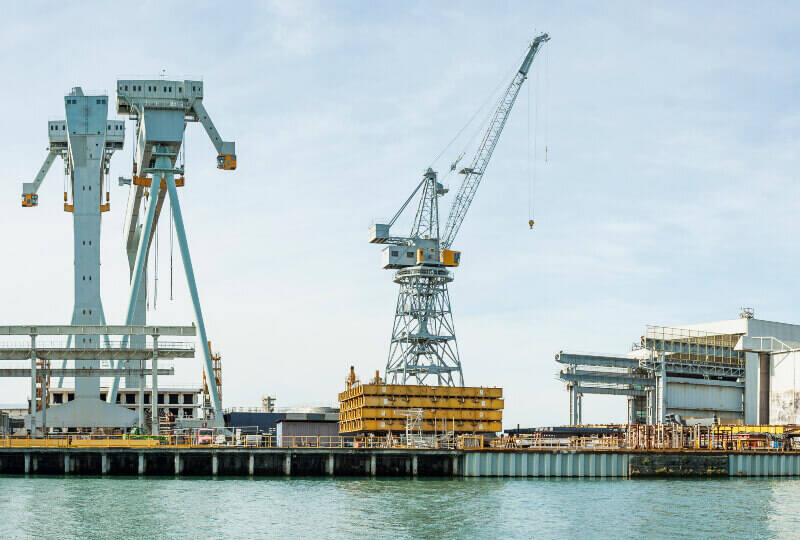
[21,194,38,207]
[217,154,236,170]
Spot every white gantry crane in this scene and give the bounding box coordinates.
[369,33,549,386]
[107,79,235,425]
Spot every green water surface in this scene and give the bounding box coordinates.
[0,476,795,539]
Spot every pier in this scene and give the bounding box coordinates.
[3,438,800,478]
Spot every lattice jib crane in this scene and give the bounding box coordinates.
[369,33,549,387]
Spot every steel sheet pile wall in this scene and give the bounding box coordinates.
[338,384,503,434]
[463,452,629,477]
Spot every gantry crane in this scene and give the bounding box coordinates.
[369,33,549,386]
[20,88,136,430]
[107,79,235,424]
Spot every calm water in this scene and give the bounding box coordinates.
[1,476,798,539]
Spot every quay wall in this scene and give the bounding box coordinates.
[3,448,800,478]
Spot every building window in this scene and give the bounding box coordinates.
[158,394,164,405]
[391,250,399,257]
[406,252,414,258]
[144,394,151,405]
[125,393,136,404]
[100,393,107,401]
[183,394,193,404]
[53,393,63,404]
[169,393,179,404]
[67,393,74,402]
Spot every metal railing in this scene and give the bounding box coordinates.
[0,433,485,450]
[491,424,800,453]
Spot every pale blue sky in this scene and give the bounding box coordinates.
[1,1,799,426]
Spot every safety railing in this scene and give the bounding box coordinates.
[0,433,485,450]
[491,425,800,453]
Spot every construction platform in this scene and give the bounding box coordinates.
[338,383,503,434]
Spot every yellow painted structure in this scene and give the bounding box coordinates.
[440,249,461,267]
[339,383,503,434]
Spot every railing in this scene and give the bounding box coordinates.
[491,424,800,453]
[0,433,484,450]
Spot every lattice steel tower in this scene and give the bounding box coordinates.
[369,33,549,386]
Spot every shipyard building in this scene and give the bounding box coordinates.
[557,310,800,425]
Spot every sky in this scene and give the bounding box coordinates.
[1,1,800,427]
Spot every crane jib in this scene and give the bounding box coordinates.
[441,32,549,250]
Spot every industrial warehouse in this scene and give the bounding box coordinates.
[3,27,800,481]
[557,309,800,426]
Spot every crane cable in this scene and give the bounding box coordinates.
[528,57,540,229]
[428,48,529,175]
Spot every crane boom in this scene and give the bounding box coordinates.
[441,32,549,249]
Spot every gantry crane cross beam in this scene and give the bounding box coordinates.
[107,79,236,419]
[369,33,549,386]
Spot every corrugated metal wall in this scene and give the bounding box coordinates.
[666,380,743,420]
[729,454,800,476]
[463,452,800,477]
[462,452,629,477]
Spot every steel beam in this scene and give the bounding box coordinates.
[0,325,195,336]
[0,368,173,377]
[574,385,647,397]
[165,170,222,414]
[556,352,640,369]
[559,371,654,387]
[642,338,741,360]
[0,348,194,361]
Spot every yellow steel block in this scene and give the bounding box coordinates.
[339,418,501,434]
[343,407,503,422]
[358,395,503,410]
[339,384,503,401]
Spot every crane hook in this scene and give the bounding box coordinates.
[528,219,534,229]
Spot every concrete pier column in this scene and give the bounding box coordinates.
[248,454,255,476]
[326,453,334,476]
[63,455,70,474]
[212,454,218,476]
[138,453,145,475]
[174,454,181,475]
[152,335,159,435]
[283,453,291,476]
[412,455,418,477]
[24,454,30,474]
[370,454,377,476]
[32,456,38,472]
[29,334,37,437]
[452,455,459,476]
[138,359,145,429]
[101,454,109,475]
